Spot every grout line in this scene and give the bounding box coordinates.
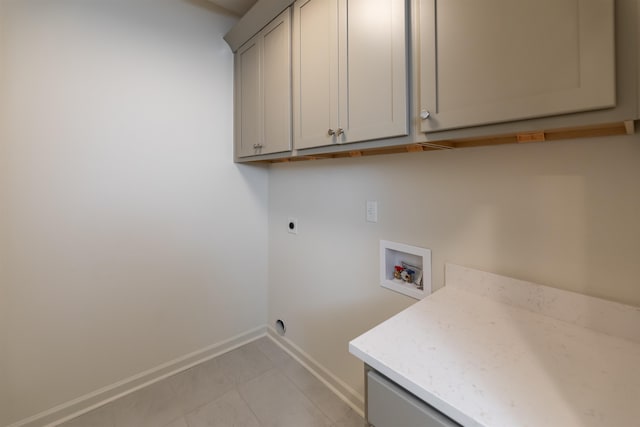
[235,384,265,427]
[255,338,340,423]
[20,327,268,427]
[265,328,365,419]
[277,361,340,424]
[30,327,365,427]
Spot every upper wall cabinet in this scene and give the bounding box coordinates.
[235,8,292,158]
[418,0,616,133]
[293,0,409,150]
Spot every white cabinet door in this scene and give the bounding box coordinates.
[262,10,292,154]
[236,9,292,158]
[293,0,408,150]
[293,0,340,150]
[236,36,261,158]
[418,0,616,132]
[367,370,461,427]
[341,0,408,144]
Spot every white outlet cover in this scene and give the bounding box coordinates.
[366,200,378,223]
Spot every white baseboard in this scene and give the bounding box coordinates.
[265,326,365,418]
[7,326,267,427]
[7,324,366,427]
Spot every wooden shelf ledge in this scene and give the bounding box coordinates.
[258,121,635,164]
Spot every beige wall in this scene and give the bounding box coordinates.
[0,1,268,425]
[268,134,640,398]
[0,1,10,422]
[2,0,640,424]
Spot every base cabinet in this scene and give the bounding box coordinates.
[367,370,461,427]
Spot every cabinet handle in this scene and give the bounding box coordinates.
[327,129,336,136]
[420,110,431,120]
[253,143,263,149]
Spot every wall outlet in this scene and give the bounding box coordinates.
[287,218,298,234]
[366,200,378,223]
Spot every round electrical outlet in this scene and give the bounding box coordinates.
[287,218,298,234]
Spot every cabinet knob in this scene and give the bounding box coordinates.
[327,129,336,136]
[253,143,263,149]
[420,110,431,120]
[335,128,344,136]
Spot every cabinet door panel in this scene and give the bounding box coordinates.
[293,0,340,149]
[262,9,292,154]
[343,0,408,143]
[367,371,461,427]
[236,38,261,158]
[419,0,615,132]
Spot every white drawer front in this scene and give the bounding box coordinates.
[367,370,461,427]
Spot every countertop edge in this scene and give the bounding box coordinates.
[348,341,481,427]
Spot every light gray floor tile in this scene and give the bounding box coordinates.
[57,404,115,427]
[254,336,292,366]
[112,379,184,427]
[168,359,235,414]
[59,339,362,427]
[331,409,367,427]
[216,342,274,386]
[281,358,351,422]
[185,389,260,427]
[238,369,332,427]
[164,416,189,427]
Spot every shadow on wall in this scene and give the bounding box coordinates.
[0,0,268,425]
[183,0,257,17]
[267,133,640,406]
[236,163,270,202]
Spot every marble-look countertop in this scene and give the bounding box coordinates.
[349,264,640,427]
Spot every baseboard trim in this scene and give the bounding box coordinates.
[265,326,365,418]
[8,325,367,427]
[7,326,267,427]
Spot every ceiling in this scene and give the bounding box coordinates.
[207,0,258,16]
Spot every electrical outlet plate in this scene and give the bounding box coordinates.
[287,218,298,234]
[366,200,378,223]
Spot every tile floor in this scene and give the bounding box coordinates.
[58,337,366,427]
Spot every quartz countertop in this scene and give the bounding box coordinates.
[349,264,640,427]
